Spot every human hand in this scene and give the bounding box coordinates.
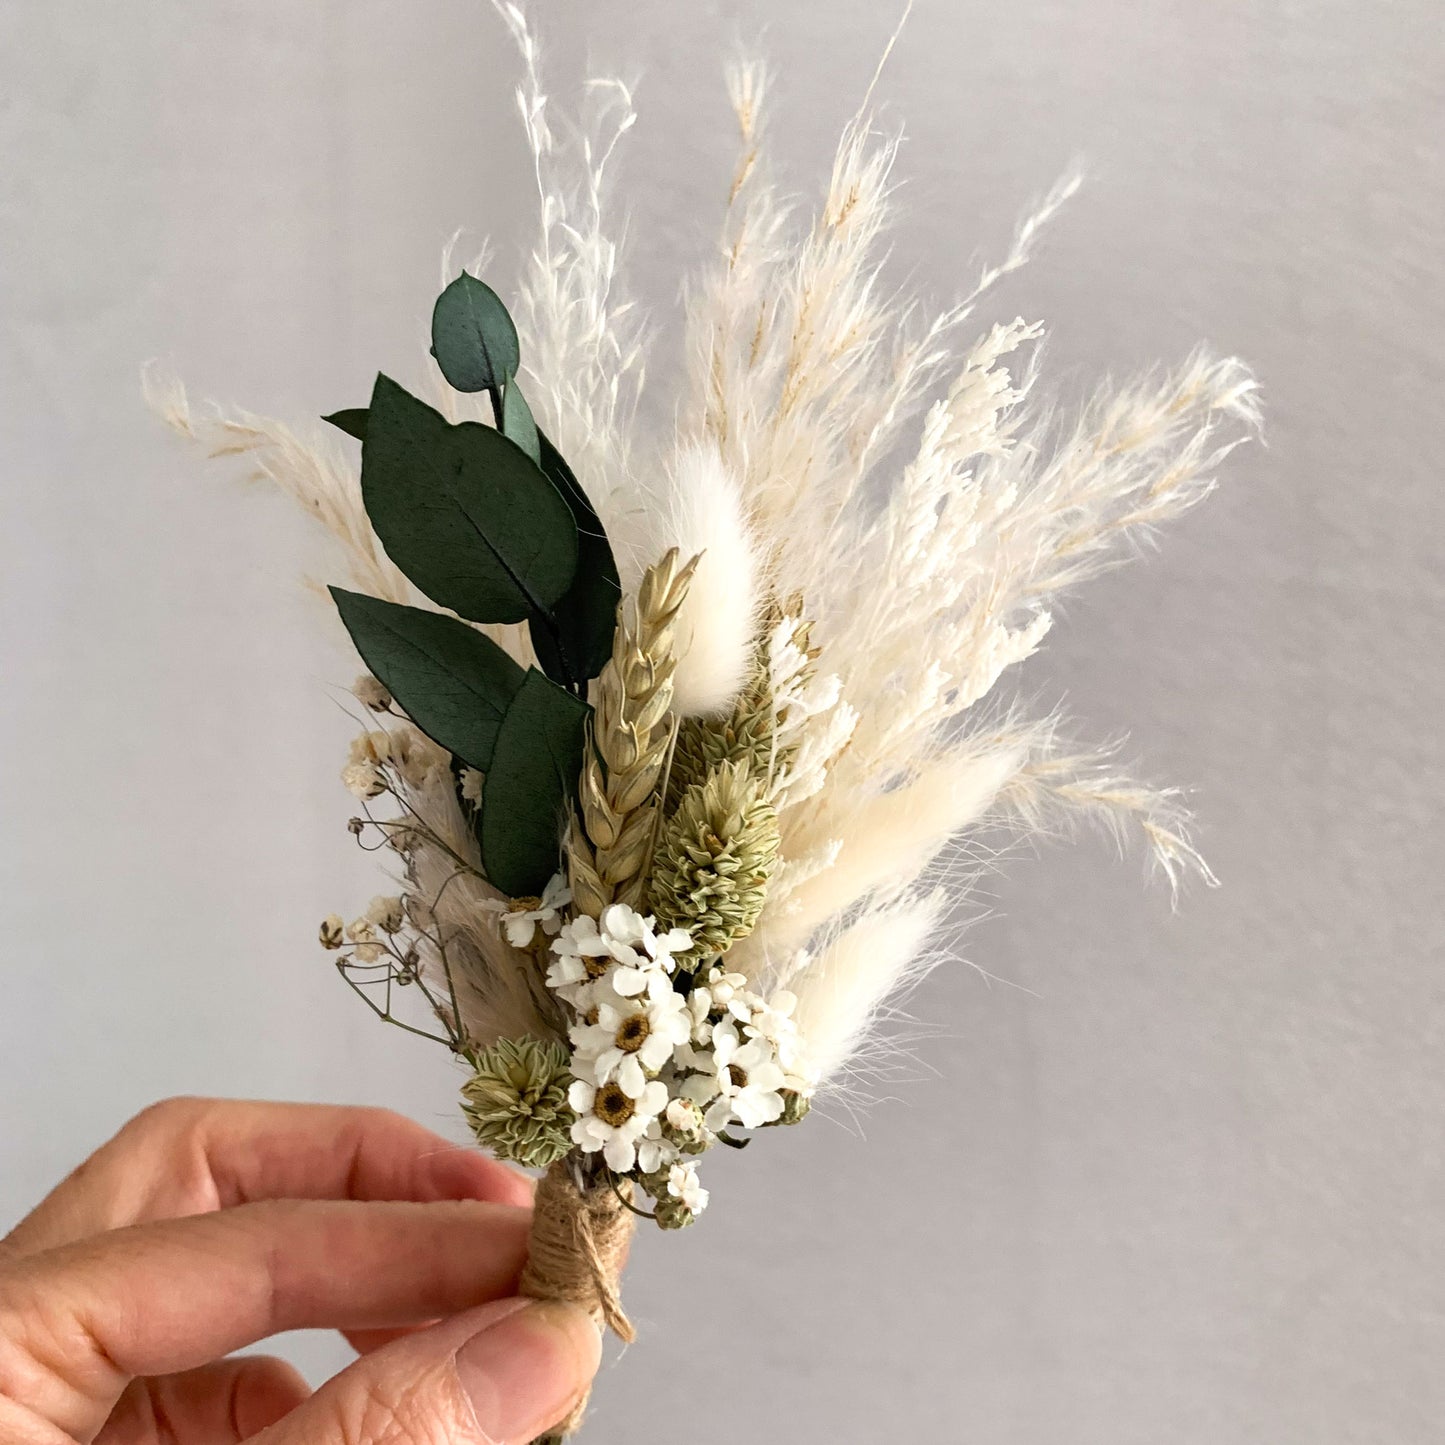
[0,1098,600,1443]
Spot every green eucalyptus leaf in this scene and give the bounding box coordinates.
[528,431,620,685]
[329,587,525,771]
[431,273,521,394]
[361,374,578,625]
[322,408,369,441]
[501,379,540,464]
[480,669,590,897]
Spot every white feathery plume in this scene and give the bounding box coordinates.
[493,1,645,520]
[993,721,1219,894]
[607,441,762,717]
[788,890,948,1088]
[142,362,415,609]
[741,744,1024,972]
[661,65,1258,1082]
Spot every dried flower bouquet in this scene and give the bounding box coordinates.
[151,7,1258,1439]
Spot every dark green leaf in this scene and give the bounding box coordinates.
[329,587,525,771]
[431,273,520,394]
[322,407,369,441]
[501,379,540,464]
[480,670,590,896]
[527,431,620,685]
[361,374,578,625]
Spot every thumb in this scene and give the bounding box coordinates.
[253,1298,602,1445]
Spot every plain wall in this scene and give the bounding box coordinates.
[2,3,1441,1442]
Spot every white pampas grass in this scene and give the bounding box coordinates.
[493,0,645,521]
[143,363,415,609]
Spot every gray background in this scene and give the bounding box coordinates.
[2,3,1442,1442]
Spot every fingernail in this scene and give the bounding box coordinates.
[455,1300,602,1443]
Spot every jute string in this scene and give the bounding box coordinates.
[520,1160,637,1439]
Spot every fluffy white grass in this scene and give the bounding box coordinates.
[606,442,762,717]
[666,48,1258,1084]
[789,892,947,1087]
[143,363,415,609]
[492,1,646,528]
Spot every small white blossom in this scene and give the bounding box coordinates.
[746,988,797,1038]
[700,967,750,1016]
[596,903,692,996]
[569,975,692,1096]
[682,1019,788,1131]
[345,916,385,964]
[364,895,405,935]
[353,674,392,711]
[667,1161,709,1215]
[683,988,715,1046]
[636,1122,678,1175]
[666,1097,703,1134]
[341,761,386,799]
[546,914,614,1000]
[494,873,571,948]
[569,1075,670,1172]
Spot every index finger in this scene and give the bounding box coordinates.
[3,1097,530,1259]
[0,1196,531,1443]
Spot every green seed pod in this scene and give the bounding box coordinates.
[650,760,779,960]
[460,1036,575,1169]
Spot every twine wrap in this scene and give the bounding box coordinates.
[521,1160,637,1439]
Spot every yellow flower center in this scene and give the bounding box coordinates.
[616,1014,651,1053]
[594,1082,635,1127]
[583,954,611,979]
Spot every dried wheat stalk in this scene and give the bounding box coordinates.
[566,548,698,915]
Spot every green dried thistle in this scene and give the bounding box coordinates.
[650,759,779,960]
[669,700,773,808]
[460,1036,575,1168]
[668,609,821,809]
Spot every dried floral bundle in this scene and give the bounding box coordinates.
[151,8,1258,1439]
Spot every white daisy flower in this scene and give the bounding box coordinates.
[568,1075,670,1173]
[667,1161,709,1215]
[569,975,692,1096]
[597,903,693,996]
[546,914,614,998]
[494,873,571,949]
[683,988,715,1046]
[699,967,752,1019]
[682,1020,788,1131]
[745,988,800,1053]
[636,1121,679,1176]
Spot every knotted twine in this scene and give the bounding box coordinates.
[520,1159,636,1440]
